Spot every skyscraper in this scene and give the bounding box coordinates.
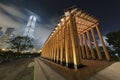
[24,15,36,39]
[0,28,15,49]
[5,28,15,35]
[0,27,3,36]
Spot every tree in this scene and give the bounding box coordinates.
[7,36,34,53]
[106,30,120,52]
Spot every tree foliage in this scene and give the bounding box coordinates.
[106,30,120,52]
[7,36,34,53]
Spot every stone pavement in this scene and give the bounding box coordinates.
[34,58,66,80]
[89,62,120,80]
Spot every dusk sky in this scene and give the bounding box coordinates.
[0,0,120,49]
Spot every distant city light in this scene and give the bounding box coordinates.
[115,53,119,56]
[40,50,42,52]
[2,48,5,51]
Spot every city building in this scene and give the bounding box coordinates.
[0,27,3,36]
[0,28,15,50]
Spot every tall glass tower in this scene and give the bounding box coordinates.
[24,15,36,39]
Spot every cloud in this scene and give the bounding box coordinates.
[0,3,79,51]
[97,36,109,47]
[0,3,27,34]
[0,3,55,50]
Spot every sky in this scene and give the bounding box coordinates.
[0,0,120,50]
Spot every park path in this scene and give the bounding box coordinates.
[0,58,34,80]
[34,58,66,80]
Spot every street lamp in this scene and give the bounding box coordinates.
[115,53,120,61]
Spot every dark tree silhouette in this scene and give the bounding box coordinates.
[7,36,34,53]
[106,30,120,52]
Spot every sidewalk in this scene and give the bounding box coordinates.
[89,62,120,80]
[34,58,66,80]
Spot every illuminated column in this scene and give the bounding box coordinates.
[45,44,47,58]
[78,35,82,59]
[53,37,55,61]
[46,44,47,58]
[65,19,69,67]
[49,40,51,59]
[51,38,53,60]
[54,36,57,61]
[80,34,86,59]
[46,41,50,59]
[58,25,61,63]
[53,37,55,60]
[86,30,96,59]
[50,39,51,59]
[69,13,82,69]
[51,39,52,59]
[60,23,63,65]
[65,18,73,67]
[47,43,49,58]
[69,31,74,64]
[56,26,59,63]
[52,36,54,61]
[83,33,90,59]
[63,27,65,64]
[62,26,65,64]
[95,26,111,60]
[45,43,47,58]
[58,26,61,63]
[55,34,57,62]
[49,40,51,60]
[46,40,50,59]
[91,28,102,60]
[47,39,51,59]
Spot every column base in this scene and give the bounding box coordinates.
[74,64,86,69]
[92,58,96,60]
[66,63,86,69]
[56,60,60,64]
[54,60,57,63]
[98,59,103,61]
[62,61,66,66]
[42,57,86,69]
[60,61,63,65]
[60,61,67,66]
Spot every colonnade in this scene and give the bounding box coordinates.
[78,26,110,60]
[41,7,111,69]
